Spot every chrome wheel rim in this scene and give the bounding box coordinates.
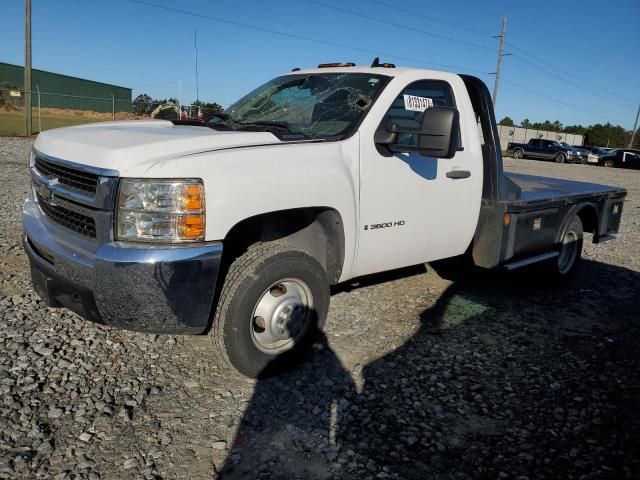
[514,150,523,159]
[558,230,578,274]
[555,153,565,163]
[250,278,314,354]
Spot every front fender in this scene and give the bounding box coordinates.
[145,137,360,279]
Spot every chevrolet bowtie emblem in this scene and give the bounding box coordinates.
[35,176,59,204]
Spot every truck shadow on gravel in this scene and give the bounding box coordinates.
[216,259,640,479]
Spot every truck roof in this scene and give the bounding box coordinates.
[287,65,462,81]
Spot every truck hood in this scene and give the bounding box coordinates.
[33,120,287,176]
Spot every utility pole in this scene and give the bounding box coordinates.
[629,104,640,148]
[25,0,32,136]
[194,29,199,103]
[492,15,507,108]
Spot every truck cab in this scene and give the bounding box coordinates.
[23,62,626,377]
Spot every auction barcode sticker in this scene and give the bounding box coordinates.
[403,95,434,112]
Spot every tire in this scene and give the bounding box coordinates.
[512,149,524,159]
[542,215,583,280]
[554,152,566,163]
[603,159,614,168]
[211,243,329,378]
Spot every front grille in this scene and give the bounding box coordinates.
[36,193,96,238]
[35,157,99,194]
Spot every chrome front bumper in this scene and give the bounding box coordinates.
[23,198,222,334]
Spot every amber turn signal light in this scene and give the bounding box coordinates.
[180,214,205,240]
[185,184,204,211]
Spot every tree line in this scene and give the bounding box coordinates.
[499,116,638,148]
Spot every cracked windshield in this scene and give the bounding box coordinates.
[216,73,389,138]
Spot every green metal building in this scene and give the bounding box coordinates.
[0,62,131,113]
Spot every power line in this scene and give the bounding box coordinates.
[306,0,496,52]
[367,0,493,38]
[510,53,634,111]
[127,0,631,128]
[505,41,636,105]
[501,78,628,125]
[127,0,487,74]
[360,0,637,108]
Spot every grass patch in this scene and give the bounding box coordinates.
[0,110,104,136]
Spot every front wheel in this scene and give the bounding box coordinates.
[210,243,329,378]
[603,159,614,168]
[555,152,566,163]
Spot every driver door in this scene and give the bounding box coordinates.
[354,79,479,277]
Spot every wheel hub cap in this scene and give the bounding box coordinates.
[251,279,313,353]
[272,301,306,340]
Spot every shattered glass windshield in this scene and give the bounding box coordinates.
[217,73,390,139]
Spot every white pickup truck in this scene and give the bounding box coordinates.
[23,61,626,377]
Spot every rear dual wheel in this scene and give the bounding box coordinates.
[543,214,583,279]
[557,216,583,275]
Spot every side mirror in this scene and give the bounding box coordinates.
[374,107,460,159]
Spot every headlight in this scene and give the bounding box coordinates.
[29,149,36,168]
[116,179,205,243]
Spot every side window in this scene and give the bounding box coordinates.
[381,80,460,149]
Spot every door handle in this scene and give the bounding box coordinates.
[446,170,471,179]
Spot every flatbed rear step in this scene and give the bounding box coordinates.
[504,252,559,270]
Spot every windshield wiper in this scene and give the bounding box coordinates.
[234,120,310,138]
[236,120,291,130]
[203,114,312,139]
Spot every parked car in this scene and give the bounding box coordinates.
[581,146,611,157]
[23,63,627,377]
[598,148,640,169]
[507,139,581,163]
[559,142,591,164]
[568,144,598,164]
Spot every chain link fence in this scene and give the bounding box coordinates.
[0,88,222,136]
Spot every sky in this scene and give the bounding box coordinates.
[2,0,639,129]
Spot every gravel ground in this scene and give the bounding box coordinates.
[0,136,639,480]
